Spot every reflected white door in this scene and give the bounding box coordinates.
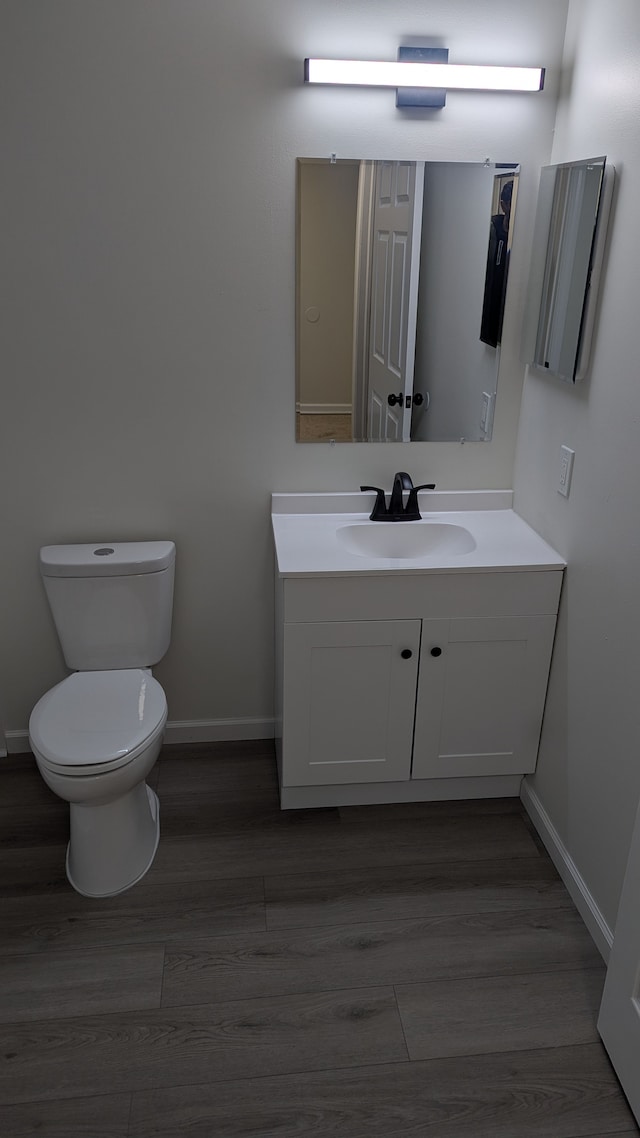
[598,794,640,1123]
[367,161,424,441]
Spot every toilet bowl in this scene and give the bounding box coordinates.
[29,668,168,897]
[30,540,175,897]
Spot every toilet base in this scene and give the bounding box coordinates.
[66,783,160,898]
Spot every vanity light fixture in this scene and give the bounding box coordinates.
[304,47,545,108]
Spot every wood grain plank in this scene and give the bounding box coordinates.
[128,1043,638,1137]
[337,796,524,822]
[0,802,69,850]
[396,967,605,1059]
[0,944,165,1022]
[0,1093,132,1137]
[0,878,265,955]
[0,987,408,1106]
[265,855,572,929]
[146,812,539,884]
[156,743,277,828]
[162,908,601,1008]
[156,744,277,799]
[0,755,55,802]
[0,844,69,897]
[0,749,635,1137]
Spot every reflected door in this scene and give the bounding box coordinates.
[367,162,424,441]
[598,795,640,1124]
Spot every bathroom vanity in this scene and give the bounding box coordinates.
[272,491,565,809]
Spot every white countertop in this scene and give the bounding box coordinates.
[272,491,565,578]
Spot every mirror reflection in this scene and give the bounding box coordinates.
[296,158,520,443]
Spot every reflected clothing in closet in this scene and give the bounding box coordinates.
[480,211,510,348]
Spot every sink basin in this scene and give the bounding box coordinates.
[336,522,477,560]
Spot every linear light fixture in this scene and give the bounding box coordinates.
[304,50,545,108]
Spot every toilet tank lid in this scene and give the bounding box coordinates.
[40,541,176,578]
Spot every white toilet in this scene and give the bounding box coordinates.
[29,540,176,898]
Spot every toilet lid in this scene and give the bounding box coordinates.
[29,670,167,768]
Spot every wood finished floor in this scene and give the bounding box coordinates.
[0,742,637,1138]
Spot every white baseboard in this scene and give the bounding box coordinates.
[5,731,31,754]
[296,403,352,415]
[520,778,613,963]
[5,717,275,755]
[163,718,275,744]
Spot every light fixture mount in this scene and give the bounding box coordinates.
[396,46,449,108]
[304,48,545,107]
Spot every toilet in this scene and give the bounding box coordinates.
[28,540,176,898]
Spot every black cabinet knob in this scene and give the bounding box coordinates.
[430,646,442,657]
[401,649,413,659]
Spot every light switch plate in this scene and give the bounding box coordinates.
[558,445,575,497]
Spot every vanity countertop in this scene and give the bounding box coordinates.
[272,491,565,578]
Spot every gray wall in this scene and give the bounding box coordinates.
[1,0,567,734]
[413,163,500,441]
[514,0,640,932]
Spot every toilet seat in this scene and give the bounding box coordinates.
[29,669,167,776]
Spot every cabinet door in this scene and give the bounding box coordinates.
[282,620,420,786]
[412,616,557,779]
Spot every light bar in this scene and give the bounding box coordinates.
[304,59,545,93]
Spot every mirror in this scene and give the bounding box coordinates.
[523,156,614,383]
[296,158,520,443]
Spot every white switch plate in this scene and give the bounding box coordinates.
[558,445,575,497]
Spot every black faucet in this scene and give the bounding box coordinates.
[388,471,414,518]
[360,472,436,521]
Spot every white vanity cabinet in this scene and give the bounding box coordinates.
[275,568,563,809]
[412,614,558,780]
[282,618,421,786]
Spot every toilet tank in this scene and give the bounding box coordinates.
[39,541,176,671]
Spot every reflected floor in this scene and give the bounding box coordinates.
[297,413,352,442]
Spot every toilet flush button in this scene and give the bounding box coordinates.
[94,547,115,556]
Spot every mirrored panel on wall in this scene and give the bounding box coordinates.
[296,157,520,443]
[522,155,614,383]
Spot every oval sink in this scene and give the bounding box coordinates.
[337,522,477,560]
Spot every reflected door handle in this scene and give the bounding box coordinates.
[388,393,404,407]
[401,649,413,659]
[413,392,430,410]
[430,647,442,657]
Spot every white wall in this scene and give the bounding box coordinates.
[514,0,640,932]
[0,0,567,736]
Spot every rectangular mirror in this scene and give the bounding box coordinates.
[523,156,614,383]
[296,158,520,443]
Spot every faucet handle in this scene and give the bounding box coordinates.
[360,485,387,520]
[405,482,436,521]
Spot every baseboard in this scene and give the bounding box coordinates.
[163,718,275,744]
[5,717,275,755]
[520,778,613,963]
[296,403,352,415]
[5,731,31,755]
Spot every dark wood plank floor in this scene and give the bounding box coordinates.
[0,742,637,1138]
